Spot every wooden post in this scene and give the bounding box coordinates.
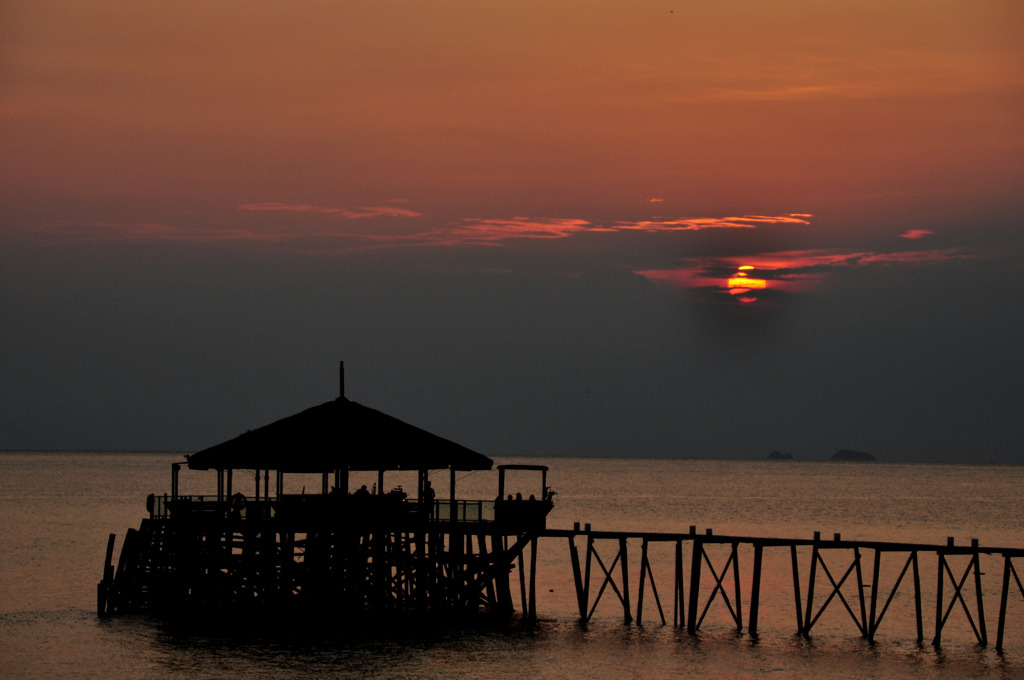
[584,534,593,621]
[687,538,702,633]
[529,536,538,621]
[913,551,923,642]
[449,467,457,526]
[480,532,496,609]
[732,542,742,631]
[749,542,763,636]
[620,537,632,624]
[804,540,819,637]
[868,548,881,642]
[494,533,513,614]
[997,554,1011,651]
[637,538,648,626]
[97,533,117,616]
[934,553,945,646]
[511,544,524,614]
[569,535,587,621]
[855,546,867,636]
[973,544,988,646]
[791,544,804,634]
[673,539,684,628]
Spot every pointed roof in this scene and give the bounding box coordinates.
[186,397,493,473]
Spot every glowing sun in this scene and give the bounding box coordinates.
[727,266,767,303]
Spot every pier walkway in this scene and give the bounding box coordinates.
[514,526,1024,651]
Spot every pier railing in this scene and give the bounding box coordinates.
[523,525,1024,651]
[147,493,502,524]
[147,494,560,529]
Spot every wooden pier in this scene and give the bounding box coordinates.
[99,490,553,620]
[98,366,555,623]
[98,366,1023,649]
[528,526,1024,651]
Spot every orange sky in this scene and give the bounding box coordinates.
[2,2,1023,459]
[4,1,1022,231]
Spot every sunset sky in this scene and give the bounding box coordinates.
[2,1,1022,462]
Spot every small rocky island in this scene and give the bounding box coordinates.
[766,451,793,460]
[831,449,877,462]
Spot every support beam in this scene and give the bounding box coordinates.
[620,537,632,624]
[687,539,703,633]
[749,543,763,636]
[673,540,684,628]
[569,536,586,621]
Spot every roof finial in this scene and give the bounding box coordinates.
[339,361,345,399]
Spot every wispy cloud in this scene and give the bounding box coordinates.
[237,202,422,219]
[637,247,977,299]
[11,209,811,253]
[432,218,592,245]
[616,214,812,232]
[377,213,808,248]
[900,229,933,240]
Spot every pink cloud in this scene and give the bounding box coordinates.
[237,202,422,219]
[438,218,592,245]
[636,247,976,298]
[12,209,812,254]
[900,229,934,240]
[616,213,812,232]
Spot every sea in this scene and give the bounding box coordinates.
[2,452,1023,679]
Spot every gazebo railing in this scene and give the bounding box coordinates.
[149,493,498,523]
[435,499,495,522]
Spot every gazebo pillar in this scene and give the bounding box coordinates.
[449,466,457,524]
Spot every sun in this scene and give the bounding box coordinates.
[727,266,767,303]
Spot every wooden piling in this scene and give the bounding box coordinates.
[912,551,923,642]
[791,544,804,634]
[673,539,684,628]
[974,546,988,646]
[568,535,586,621]
[732,542,742,631]
[619,537,632,624]
[103,497,1024,648]
[529,536,538,621]
[686,538,702,633]
[748,542,763,636]
[995,553,1024,652]
[803,540,819,637]
[637,539,648,626]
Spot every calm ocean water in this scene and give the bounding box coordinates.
[2,452,1023,679]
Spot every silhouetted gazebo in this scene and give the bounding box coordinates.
[177,364,492,502]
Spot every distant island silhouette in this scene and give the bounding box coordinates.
[766,451,793,460]
[831,449,877,461]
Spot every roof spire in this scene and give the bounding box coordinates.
[339,361,345,399]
